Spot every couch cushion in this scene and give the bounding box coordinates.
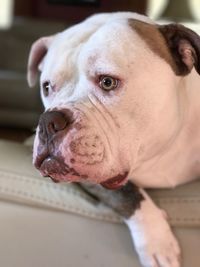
[0,139,200,227]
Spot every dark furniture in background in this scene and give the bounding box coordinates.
[14,0,147,23]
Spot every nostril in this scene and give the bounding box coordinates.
[39,110,73,137]
[48,113,67,133]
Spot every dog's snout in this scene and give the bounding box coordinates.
[39,110,72,137]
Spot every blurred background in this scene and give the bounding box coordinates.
[0,0,200,141]
[1,0,200,27]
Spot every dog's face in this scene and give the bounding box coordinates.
[28,13,200,189]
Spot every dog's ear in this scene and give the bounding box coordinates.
[158,24,200,75]
[27,36,54,87]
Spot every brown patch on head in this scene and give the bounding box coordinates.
[129,19,200,76]
[128,19,177,74]
[159,23,200,75]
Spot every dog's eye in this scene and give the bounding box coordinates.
[99,76,119,91]
[42,81,51,97]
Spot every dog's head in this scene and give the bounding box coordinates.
[27,13,200,189]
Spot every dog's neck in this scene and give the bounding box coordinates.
[130,69,200,189]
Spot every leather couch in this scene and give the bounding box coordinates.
[0,18,200,267]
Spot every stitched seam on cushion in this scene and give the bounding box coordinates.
[156,198,200,204]
[0,169,200,224]
[1,169,200,205]
[0,170,99,206]
[0,184,121,223]
[156,198,200,224]
[0,169,96,201]
[0,185,121,223]
[170,217,200,223]
[0,169,121,223]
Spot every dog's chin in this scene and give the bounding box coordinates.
[35,155,80,183]
[35,154,129,189]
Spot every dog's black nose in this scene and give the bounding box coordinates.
[39,110,73,138]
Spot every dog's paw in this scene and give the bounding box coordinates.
[136,222,180,267]
[125,190,181,267]
[126,209,181,267]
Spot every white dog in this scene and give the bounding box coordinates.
[27,12,200,267]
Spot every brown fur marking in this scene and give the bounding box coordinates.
[129,19,177,74]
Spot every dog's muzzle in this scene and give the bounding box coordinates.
[34,109,128,188]
[34,110,75,180]
[34,108,107,184]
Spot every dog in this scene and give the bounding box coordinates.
[27,12,200,267]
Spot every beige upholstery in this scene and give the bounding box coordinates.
[0,139,199,267]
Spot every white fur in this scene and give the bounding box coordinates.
[125,190,181,267]
[29,12,200,267]
[36,12,200,188]
[37,14,183,185]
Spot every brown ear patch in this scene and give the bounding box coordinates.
[178,39,196,72]
[159,23,200,75]
[128,19,177,74]
[129,19,200,76]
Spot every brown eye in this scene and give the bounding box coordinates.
[99,76,119,91]
[42,81,51,96]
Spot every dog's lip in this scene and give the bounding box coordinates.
[34,148,49,170]
[35,153,82,183]
[100,171,128,190]
[39,156,60,176]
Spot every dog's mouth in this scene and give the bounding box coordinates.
[34,150,82,183]
[35,147,128,189]
[100,172,129,190]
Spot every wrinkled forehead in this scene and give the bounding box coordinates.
[78,20,142,70]
[42,19,145,79]
[41,30,83,81]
